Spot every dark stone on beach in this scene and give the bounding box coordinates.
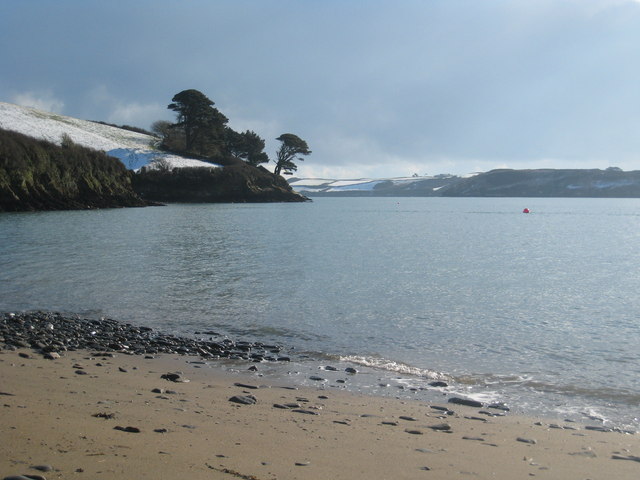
[488,403,510,411]
[29,466,52,473]
[292,409,319,415]
[429,381,448,387]
[18,352,31,359]
[118,367,127,372]
[151,388,165,394]
[161,372,189,383]
[92,412,115,419]
[324,365,338,371]
[431,405,454,415]
[382,421,398,426]
[247,365,258,371]
[154,428,168,433]
[479,410,506,417]
[233,382,259,390]
[405,428,423,435]
[74,370,87,375]
[43,352,60,360]
[4,476,47,480]
[463,436,485,441]
[399,416,417,421]
[428,423,452,431]
[344,367,358,374]
[309,375,326,381]
[611,454,640,463]
[448,397,483,408]
[516,437,537,444]
[464,416,488,422]
[229,395,257,405]
[114,426,141,433]
[585,425,612,432]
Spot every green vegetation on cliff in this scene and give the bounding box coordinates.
[0,128,148,211]
[133,158,307,203]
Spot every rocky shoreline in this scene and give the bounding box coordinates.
[0,311,291,363]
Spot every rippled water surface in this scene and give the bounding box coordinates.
[1,198,639,428]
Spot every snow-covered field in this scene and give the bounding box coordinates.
[289,176,431,193]
[0,102,218,170]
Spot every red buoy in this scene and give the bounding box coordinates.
[522,208,530,214]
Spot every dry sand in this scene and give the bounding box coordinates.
[1,349,639,480]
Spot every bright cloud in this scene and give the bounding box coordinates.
[11,91,65,114]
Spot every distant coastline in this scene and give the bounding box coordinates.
[290,167,640,197]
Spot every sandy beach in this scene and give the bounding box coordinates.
[1,348,639,480]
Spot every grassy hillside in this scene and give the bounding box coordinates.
[0,128,149,211]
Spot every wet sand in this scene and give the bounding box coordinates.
[1,349,639,480]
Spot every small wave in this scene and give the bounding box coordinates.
[339,355,448,381]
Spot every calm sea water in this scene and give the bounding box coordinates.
[1,198,639,429]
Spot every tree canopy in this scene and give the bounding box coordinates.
[167,89,228,156]
[157,89,310,175]
[274,133,311,176]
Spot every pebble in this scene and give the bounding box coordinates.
[233,382,259,390]
[429,381,448,387]
[428,423,452,431]
[611,454,640,462]
[516,437,537,444]
[229,395,257,405]
[29,467,52,473]
[399,416,417,421]
[161,372,189,383]
[431,405,454,415]
[448,397,483,408]
[114,426,141,433]
[4,476,47,480]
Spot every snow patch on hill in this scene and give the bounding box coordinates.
[289,176,441,193]
[0,101,218,171]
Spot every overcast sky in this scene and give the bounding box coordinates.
[2,0,640,178]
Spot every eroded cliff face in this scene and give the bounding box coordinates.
[132,160,309,203]
[0,128,149,212]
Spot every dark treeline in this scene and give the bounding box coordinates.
[153,89,311,176]
[132,159,307,203]
[0,128,148,211]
